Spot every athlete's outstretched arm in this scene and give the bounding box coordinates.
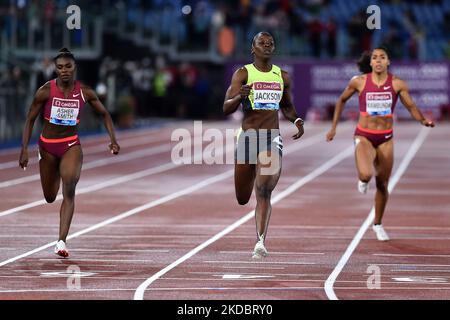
[19,83,50,169]
[326,76,360,141]
[82,85,120,154]
[396,78,435,127]
[223,67,250,116]
[280,70,304,140]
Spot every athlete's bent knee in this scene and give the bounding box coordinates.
[359,173,372,183]
[376,178,389,192]
[255,185,272,199]
[236,194,251,205]
[63,181,78,198]
[237,198,249,205]
[44,194,57,203]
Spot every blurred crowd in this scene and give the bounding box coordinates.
[112,0,450,59]
[94,55,223,127]
[1,0,450,59]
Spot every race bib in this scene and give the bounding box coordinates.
[252,82,282,110]
[366,92,392,116]
[50,98,79,126]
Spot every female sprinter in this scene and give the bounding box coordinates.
[326,47,434,241]
[223,32,304,258]
[19,48,120,257]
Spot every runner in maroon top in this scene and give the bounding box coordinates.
[19,48,120,257]
[326,47,434,241]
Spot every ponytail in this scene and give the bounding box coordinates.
[357,51,372,74]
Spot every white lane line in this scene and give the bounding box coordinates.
[222,275,274,279]
[70,249,170,253]
[0,161,174,217]
[0,234,215,239]
[371,263,450,267]
[180,235,360,239]
[193,271,327,277]
[0,142,173,188]
[6,286,450,294]
[142,287,326,292]
[0,169,233,268]
[212,272,326,277]
[0,123,177,157]
[0,276,159,281]
[158,276,450,284]
[266,226,361,230]
[0,129,332,268]
[133,145,354,300]
[0,132,171,170]
[10,269,132,273]
[385,227,450,230]
[0,125,328,218]
[0,288,136,293]
[0,223,226,228]
[391,269,450,273]
[330,287,450,290]
[0,223,365,229]
[2,234,428,239]
[0,125,219,185]
[208,266,287,270]
[38,259,158,263]
[374,254,450,258]
[0,139,230,217]
[159,277,449,286]
[324,126,430,300]
[203,261,316,265]
[218,251,324,255]
[0,121,249,170]
[0,127,330,219]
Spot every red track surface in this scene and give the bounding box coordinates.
[0,120,449,300]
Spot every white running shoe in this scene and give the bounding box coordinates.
[372,224,390,241]
[54,240,69,258]
[252,235,268,259]
[358,180,369,194]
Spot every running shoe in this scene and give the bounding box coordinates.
[372,224,390,241]
[54,240,69,258]
[358,180,369,194]
[252,235,268,259]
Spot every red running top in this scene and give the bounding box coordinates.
[43,79,85,126]
[358,73,398,117]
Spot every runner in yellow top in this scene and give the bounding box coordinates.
[223,32,304,259]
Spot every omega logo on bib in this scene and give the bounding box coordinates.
[50,97,80,126]
[252,82,282,110]
[366,92,392,116]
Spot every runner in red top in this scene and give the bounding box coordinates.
[19,48,120,257]
[326,47,434,241]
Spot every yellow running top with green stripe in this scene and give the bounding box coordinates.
[243,63,284,111]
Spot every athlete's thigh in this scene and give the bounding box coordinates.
[235,163,256,200]
[354,135,377,176]
[374,139,394,180]
[39,147,61,196]
[59,145,83,184]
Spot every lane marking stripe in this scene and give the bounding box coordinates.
[134,145,354,299]
[324,126,430,300]
[0,130,331,267]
